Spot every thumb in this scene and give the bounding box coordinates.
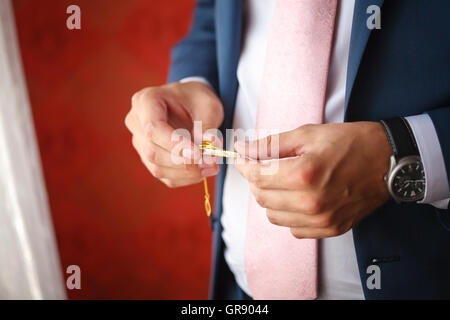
[234,129,304,160]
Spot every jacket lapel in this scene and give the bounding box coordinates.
[345,0,384,112]
[215,0,243,130]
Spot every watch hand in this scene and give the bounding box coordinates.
[403,180,425,183]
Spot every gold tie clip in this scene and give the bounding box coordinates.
[199,141,247,159]
[199,141,249,217]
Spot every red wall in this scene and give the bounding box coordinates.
[13,0,214,299]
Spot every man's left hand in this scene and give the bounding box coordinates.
[235,122,392,239]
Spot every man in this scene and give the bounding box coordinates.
[125,0,450,299]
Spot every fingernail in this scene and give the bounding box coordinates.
[202,167,218,178]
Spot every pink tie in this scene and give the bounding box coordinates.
[244,0,337,299]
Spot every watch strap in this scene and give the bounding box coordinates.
[380,117,419,159]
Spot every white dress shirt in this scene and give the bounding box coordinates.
[182,0,450,299]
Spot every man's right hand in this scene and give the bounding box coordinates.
[125,82,224,188]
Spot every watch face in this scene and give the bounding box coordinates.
[391,157,425,202]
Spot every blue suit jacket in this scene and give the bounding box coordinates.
[168,0,450,299]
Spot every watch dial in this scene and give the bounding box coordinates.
[392,161,425,201]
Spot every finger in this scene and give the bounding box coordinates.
[134,134,220,184]
[160,166,220,188]
[132,134,151,167]
[133,129,219,172]
[235,155,315,190]
[133,89,176,150]
[265,209,314,227]
[160,177,205,188]
[133,89,168,132]
[146,140,188,168]
[148,119,200,159]
[289,226,341,239]
[147,162,219,181]
[266,209,333,229]
[147,120,203,165]
[133,90,201,160]
[129,112,186,167]
[131,135,194,173]
[125,110,142,136]
[145,139,203,169]
[250,184,324,214]
[234,126,310,160]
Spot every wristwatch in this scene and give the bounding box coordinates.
[380,117,426,203]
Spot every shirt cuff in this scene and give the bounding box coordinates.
[179,76,213,90]
[405,114,450,209]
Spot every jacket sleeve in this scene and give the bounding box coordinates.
[167,0,218,90]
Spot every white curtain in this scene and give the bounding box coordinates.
[0,0,66,299]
